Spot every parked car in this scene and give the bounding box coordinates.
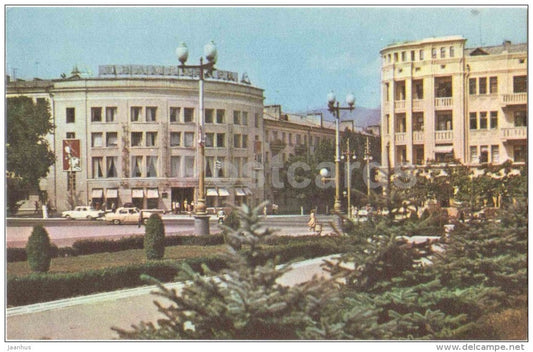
[104,207,160,225]
[62,206,104,220]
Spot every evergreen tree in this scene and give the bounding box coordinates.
[25,224,52,272]
[144,214,165,260]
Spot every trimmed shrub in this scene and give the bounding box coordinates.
[144,214,165,260]
[25,225,52,273]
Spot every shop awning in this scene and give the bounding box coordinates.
[206,188,218,197]
[91,189,104,198]
[434,145,453,154]
[147,189,159,198]
[132,189,144,198]
[106,189,118,198]
[218,188,230,197]
[235,188,246,196]
[244,187,253,196]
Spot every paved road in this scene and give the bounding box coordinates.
[6,255,335,340]
[6,215,336,248]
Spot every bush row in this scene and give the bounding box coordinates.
[7,234,226,262]
[7,237,348,307]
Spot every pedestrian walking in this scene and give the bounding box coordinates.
[34,201,40,214]
[307,210,317,232]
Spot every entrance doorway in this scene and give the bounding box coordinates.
[171,187,194,213]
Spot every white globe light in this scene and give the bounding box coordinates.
[327,91,336,104]
[204,40,217,63]
[320,168,329,178]
[346,93,356,107]
[176,42,189,64]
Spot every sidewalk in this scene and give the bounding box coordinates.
[6,255,336,340]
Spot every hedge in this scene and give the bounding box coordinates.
[7,238,348,307]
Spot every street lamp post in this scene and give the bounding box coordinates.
[176,41,217,236]
[341,138,356,217]
[327,91,355,215]
[364,136,373,197]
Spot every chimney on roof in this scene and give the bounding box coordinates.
[503,40,511,47]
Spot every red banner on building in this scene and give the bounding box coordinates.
[63,139,81,172]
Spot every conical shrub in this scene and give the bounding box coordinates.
[25,224,52,272]
[144,214,165,260]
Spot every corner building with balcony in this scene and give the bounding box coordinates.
[380,36,527,167]
[7,65,265,213]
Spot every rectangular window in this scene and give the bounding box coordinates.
[413,80,424,99]
[419,49,424,60]
[105,107,117,122]
[436,113,452,131]
[216,133,225,147]
[106,132,118,147]
[170,156,181,177]
[480,146,489,163]
[183,108,194,123]
[411,50,415,61]
[215,157,225,178]
[469,113,478,130]
[401,51,406,61]
[131,156,143,177]
[92,157,104,178]
[91,107,102,122]
[131,132,143,147]
[242,134,248,148]
[205,133,214,147]
[242,111,248,125]
[66,108,75,123]
[490,111,498,129]
[170,132,181,147]
[514,111,527,127]
[131,107,142,122]
[66,132,76,139]
[146,132,157,147]
[106,156,118,178]
[205,109,214,123]
[234,134,241,148]
[449,46,455,57]
[479,77,487,94]
[184,132,194,147]
[385,114,390,134]
[513,145,527,163]
[470,146,478,163]
[233,111,241,125]
[184,156,195,177]
[431,48,437,59]
[440,47,446,58]
[469,78,477,95]
[513,76,527,93]
[146,107,157,122]
[170,107,180,123]
[91,133,103,147]
[146,156,158,177]
[479,112,488,129]
[216,109,225,123]
[413,113,424,131]
[489,77,498,94]
[255,113,260,128]
[491,145,499,164]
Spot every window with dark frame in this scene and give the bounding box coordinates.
[66,107,75,123]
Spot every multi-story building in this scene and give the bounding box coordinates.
[380,36,527,167]
[7,65,265,212]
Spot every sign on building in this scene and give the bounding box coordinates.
[63,139,81,172]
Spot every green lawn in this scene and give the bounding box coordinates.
[7,245,228,278]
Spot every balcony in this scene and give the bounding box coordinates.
[500,93,527,106]
[413,131,424,143]
[435,130,453,143]
[394,132,407,144]
[435,97,453,109]
[501,127,527,141]
[412,99,424,111]
[394,100,406,111]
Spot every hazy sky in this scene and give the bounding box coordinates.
[5,5,528,111]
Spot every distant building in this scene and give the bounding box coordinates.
[7,65,265,212]
[380,36,527,167]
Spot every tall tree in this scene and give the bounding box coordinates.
[6,96,55,213]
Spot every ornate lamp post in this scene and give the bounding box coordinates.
[176,41,217,235]
[326,91,355,215]
[341,138,356,217]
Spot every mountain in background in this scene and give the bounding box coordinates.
[304,106,381,129]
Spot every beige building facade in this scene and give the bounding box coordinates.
[7,66,265,213]
[380,36,527,167]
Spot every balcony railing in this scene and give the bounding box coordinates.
[435,97,453,108]
[394,132,407,144]
[435,130,453,142]
[501,93,527,105]
[412,99,424,110]
[501,127,527,140]
[413,131,424,143]
[394,100,406,111]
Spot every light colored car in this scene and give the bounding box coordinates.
[62,206,104,220]
[105,207,155,225]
